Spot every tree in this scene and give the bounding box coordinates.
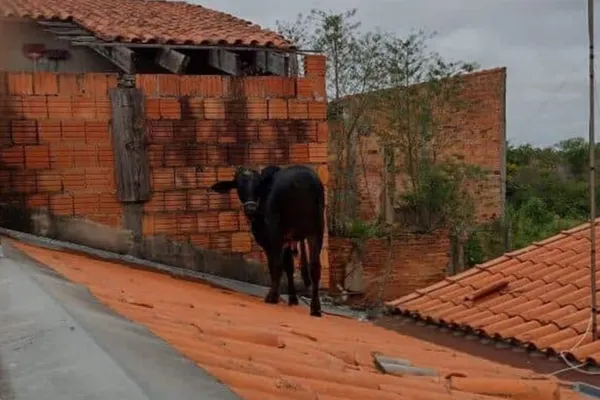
[276,9,388,234]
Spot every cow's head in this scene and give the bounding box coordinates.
[210,165,281,217]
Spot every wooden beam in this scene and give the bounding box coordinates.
[91,46,136,74]
[208,49,240,75]
[109,87,151,202]
[44,28,90,36]
[37,20,79,28]
[155,48,190,74]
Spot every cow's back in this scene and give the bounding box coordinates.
[265,166,324,237]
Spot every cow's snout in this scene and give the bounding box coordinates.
[243,202,258,215]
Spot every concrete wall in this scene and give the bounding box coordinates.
[0,19,117,73]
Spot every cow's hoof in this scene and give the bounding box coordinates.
[264,292,279,304]
[288,295,299,306]
[310,309,322,317]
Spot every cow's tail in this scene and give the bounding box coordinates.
[299,240,311,289]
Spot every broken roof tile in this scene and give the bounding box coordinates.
[9,239,582,400]
[0,0,293,49]
[387,219,600,366]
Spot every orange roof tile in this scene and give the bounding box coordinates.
[0,0,293,49]
[9,238,583,400]
[388,219,600,366]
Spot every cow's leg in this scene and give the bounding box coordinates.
[283,247,299,306]
[264,249,283,304]
[306,234,323,317]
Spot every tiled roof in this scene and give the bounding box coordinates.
[0,0,293,49]
[388,219,600,366]
[10,238,582,400]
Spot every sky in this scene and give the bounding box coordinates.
[196,0,593,148]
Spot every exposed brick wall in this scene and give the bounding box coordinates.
[329,231,450,302]
[331,67,507,224]
[0,54,331,287]
[0,72,121,228]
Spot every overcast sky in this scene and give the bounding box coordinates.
[196,0,593,148]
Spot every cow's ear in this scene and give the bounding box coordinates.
[210,180,236,193]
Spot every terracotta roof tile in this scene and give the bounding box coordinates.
[388,219,600,366]
[0,0,293,49]
[9,239,583,400]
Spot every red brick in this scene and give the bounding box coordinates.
[0,72,6,94]
[34,73,59,95]
[72,96,97,119]
[208,192,230,211]
[159,98,181,119]
[237,121,259,143]
[231,231,252,253]
[197,212,219,233]
[263,77,295,98]
[57,74,83,96]
[27,193,49,209]
[73,193,100,215]
[188,144,208,165]
[157,75,179,96]
[37,170,62,192]
[12,120,37,144]
[238,212,250,231]
[147,144,165,167]
[223,100,246,119]
[85,122,110,143]
[248,144,271,164]
[205,144,228,166]
[308,102,327,120]
[271,146,289,164]
[7,72,33,95]
[289,143,309,163]
[296,78,314,99]
[173,120,196,143]
[0,169,9,191]
[196,120,217,143]
[177,213,197,234]
[246,99,268,120]
[145,98,160,119]
[11,170,36,193]
[187,189,208,211]
[136,75,158,97]
[189,234,210,248]
[1,146,24,168]
[0,120,8,147]
[204,99,225,119]
[86,167,114,190]
[0,95,24,118]
[210,233,232,251]
[227,143,248,165]
[218,211,239,232]
[258,122,277,142]
[144,192,165,212]
[152,168,175,190]
[180,97,203,119]
[308,143,327,163]
[317,122,328,142]
[242,77,266,97]
[62,169,86,192]
[164,190,186,211]
[47,96,73,119]
[38,121,62,143]
[23,95,48,119]
[50,143,74,168]
[288,100,309,119]
[60,121,86,141]
[311,76,327,100]
[82,73,109,97]
[267,98,288,119]
[50,193,74,215]
[154,213,177,234]
[142,214,155,235]
[73,144,99,167]
[96,97,111,120]
[97,144,114,165]
[196,167,217,188]
[164,144,187,167]
[98,193,121,214]
[216,121,237,144]
[147,121,174,143]
[25,145,50,169]
[297,121,318,142]
[304,55,326,77]
[175,167,197,189]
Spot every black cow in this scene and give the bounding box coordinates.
[209,164,325,317]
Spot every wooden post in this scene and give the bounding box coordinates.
[109,82,150,253]
[109,86,150,202]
